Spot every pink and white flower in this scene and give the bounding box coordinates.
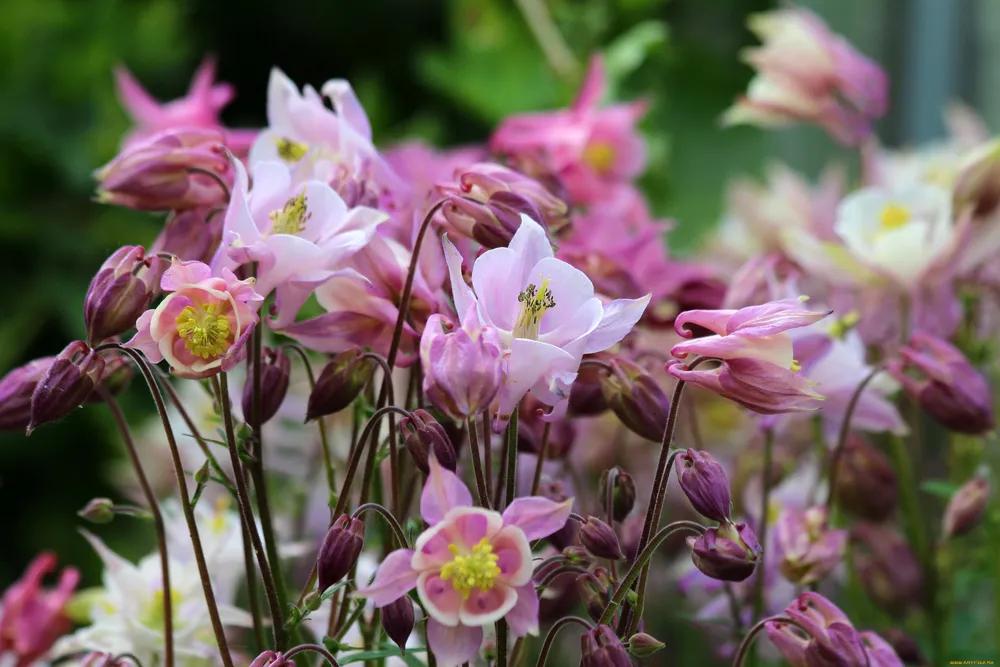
[356,457,572,667]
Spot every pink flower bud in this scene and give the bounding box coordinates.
[317,514,365,592]
[84,246,160,345]
[580,624,632,667]
[861,631,908,667]
[942,475,990,539]
[0,552,79,664]
[78,498,115,524]
[889,333,994,435]
[579,516,625,560]
[150,207,225,264]
[96,128,232,211]
[598,468,636,522]
[249,651,294,667]
[306,350,374,421]
[243,347,291,425]
[28,341,105,434]
[381,596,415,654]
[600,358,670,441]
[851,523,923,613]
[833,435,898,522]
[419,314,502,420]
[626,632,665,658]
[0,357,54,432]
[775,506,847,586]
[399,409,457,475]
[689,521,761,582]
[676,449,732,523]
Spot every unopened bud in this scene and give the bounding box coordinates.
[248,651,292,667]
[577,570,612,623]
[419,314,502,419]
[689,521,761,582]
[194,460,211,486]
[243,347,291,424]
[0,356,54,431]
[627,632,665,658]
[28,341,105,434]
[78,498,115,524]
[84,246,158,345]
[317,514,365,592]
[600,358,669,442]
[92,351,134,399]
[598,469,636,522]
[851,522,923,613]
[580,624,631,667]
[580,516,624,560]
[879,628,926,665]
[400,409,457,475]
[568,357,610,417]
[676,449,732,522]
[381,596,415,654]
[306,350,373,421]
[833,435,898,522]
[943,475,990,539]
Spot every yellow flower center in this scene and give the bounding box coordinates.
[275,137,309,162]
[828,310,860,340]
[513,277,556,341]
[269,191,311,235]
[583,141,616,174]
[878,203,910,230]
[142,588,181,628]
[790,359,802,372]
[439,537,501,599]
[175,303,232,359]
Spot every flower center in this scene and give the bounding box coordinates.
[878,203,910,230]
[269,191,312,235]
[439,537,501,599]
[142,588,181,629]
[275,137,309,162]
[175,303,232,359]
[513,278,556,340]
[583,141,616,174]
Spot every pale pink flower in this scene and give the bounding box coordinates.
[125,260,262,379]
[356,457,572,667]
[443,215,650,430]
[0,552,79,667]
[420,310,503,420]
[212,158,386,328]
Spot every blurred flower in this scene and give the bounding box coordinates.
[420,311,503,420]
[774,506,847,586]
[28,341,105,434]
[942,475,991,539]
[851,523,923,613]
[598,469,636,522]
[0,552,79,667]
[84,246,161,346]
[580,624,632,667]
[831,435,899,522]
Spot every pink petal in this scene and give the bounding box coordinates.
[506,215,554,288]
[491,525,533,587]
[580,293,651,354]
[355,549,418,607]
[114,66,162,124]
[412,507,503,571]
[531,257,596,333]
[417,572,463,627]
[505,582,540,637]
[472,247,520,331]
[443,234,478,323]
[160,260,213,291]
[726,299,830,337]
[421,455,473,526]
[493,339,576,432]
[459,582,517,626]
[321,79,373,140]
[674,309,738,338]
[572,54,606,112]
[426,618,483,667]
[124,310,163,363]
[501,496,572,542]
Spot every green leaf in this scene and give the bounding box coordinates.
[921,480,959,499]
[337,646,427,665]
[604,21,668,89]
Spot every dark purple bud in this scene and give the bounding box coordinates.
[0,356,54,431]
[538,478,577,549]
[579,516,624,560]
[942,475,990,539]
[676,449,732,522]
[833,435,898,522]
[689,522,761,582]
[78,498,115,524]
[851,522,923,613]
[306,350,373,421]
[598,469,636,522]
[626,632,665,658]
[317,514,365,592]
[84,246,159,346]
[580,624,631,667]
[562,545,591,565]
[242,347,291,424]
[28,341,105,434]
[600,358,670,442]
[400,409,457,475]
[775,506,847,586]
[568,357,610,417]
[879,628,925,665]
[381,596,414,655]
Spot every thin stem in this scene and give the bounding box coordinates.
[824,363,884,512]
[362,352,399,517]
[530,423,552,496]
[283,342,336,498]
[240,506,267,650]
[186,166,232,200]
[504,408,519,509]
[352,502,410,548]
[514,0,579,80]
[604,467,620,580]
[284,643,341,666]
[731,616,803,667]
[467,416,492,509]
[751,429,775,626]
[98,389,173,667]
[483,411,492,492]
[536,564,591,589]
[724,583,745,637]
[534,617,593,667]
[493,432,509,509]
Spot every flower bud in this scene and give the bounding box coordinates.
[317,514,365,592]
[538,478,577,549]
[400,409,457,475]
[28,341,105,434]
[306,350,373,421]
[942,475,990,539]
[77,498,115,524]
[627,633,665,658]
[568,357,610,417]
[861,631,910,667]
[689,521,761,582]
[0,357,54,431]
[580,624,632,667]
[851,522,923,613]
[84,246,159,346]
[91,351,134,399]
[775,506,847,586]
[248,651,292,667]
[598,468,636,522]
[151,207,225,265]
[381,596,414,655]
[600,358,670,442]
[562,545,591,565]
[243,347,291,425]
[889,333,994,435]
[879,628,925,665]
[580,516,624,560]
[676,449,732,522]
[419,314,502,420]
[767,592,870,667]
[833,435,898,522]
[576,569,611,623]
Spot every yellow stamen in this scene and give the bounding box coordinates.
[513,277,556,341]
[790,359,802,372]
[583,141,616,174]
[175,303,232,359]
[879,203,910,230]
[828,310,860,340]
[275,137,309,162]
[269,190,311,235]
[439,537,501,600]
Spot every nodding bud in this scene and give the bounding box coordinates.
[888,333,994,435]
[306,350,373,421]
[851,522,923,613]
[78,498,115,524]
[381,596,415,655]
[576,569,612,622]
[419,314,502,420]
[598,469,636,522]
[243,347,291,424]
[833,435,899,522]
[676,449,732,523]
[600,358,670,442]
[317,514,365,592]
[580,516,625,560]
[943,475,990,539]
[400,409,457,475]
[0,357,54,432]
[28,341,105,434]
[84,246,159,346]
[568,357,611,417]
[248,652,293,667]
[580,624,632,667]
[689,522,761,582]
[775,506,847,586]
[627,633,665,658]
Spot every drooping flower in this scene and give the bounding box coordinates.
[688,521,762,582]
[84,246,162,346]
[28,341,106,434]
[125,260,262,379]
[0,552,79,666]
[420,311,503,420]
[442,215,650,430]
[356,457,572,667]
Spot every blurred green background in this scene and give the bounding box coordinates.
[0,0,991,652]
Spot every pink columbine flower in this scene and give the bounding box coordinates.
[211,157,386,328]
[722,7,888,146]
[490,55,647,205]
[774,506,847,586]
[356,457,573,667]
[115,58,257,155]
[0,552,80,666]
[668,298,830,414]
[125,260,262,379]
[443,215,650,430]
[420,311,504,420]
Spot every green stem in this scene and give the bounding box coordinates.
[530,423,551,496]
[731,616,805,667]
[362,352,399,517]
[352,502,410,548]
[533,616,593,667]
[751,429,775,626]
[497,406,520,667]
[467,416,492,509]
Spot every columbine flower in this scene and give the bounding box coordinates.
[356,457,572,667]
[212,158,386,327]
[668,299,830,414]
[84,246,162,346]
[125,259,262,379]
[443,214,650,430]
[774,506,847,586]
[0,552,79,665]
[420,311,503,421]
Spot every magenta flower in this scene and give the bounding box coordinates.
[668,298,830,414]
[125,260,262,379]
[356,457,572,667]
[0,552,79,666]
[115,58,256,155]
[420,311,503,420]
[443,215,649,430]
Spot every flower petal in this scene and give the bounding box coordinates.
[426,618,483,667]
[443,233,478,323]
[505,582,540,637]
[581,293,651,354]
[421,455,473,526]
[354,549,418,607]
[417,571,464,627]
[459,582,517,627]
[472,247,520,332]
[501,496,573,542]
[491,525,534,587]
[507,215,554,287]
[412,507,503,571]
